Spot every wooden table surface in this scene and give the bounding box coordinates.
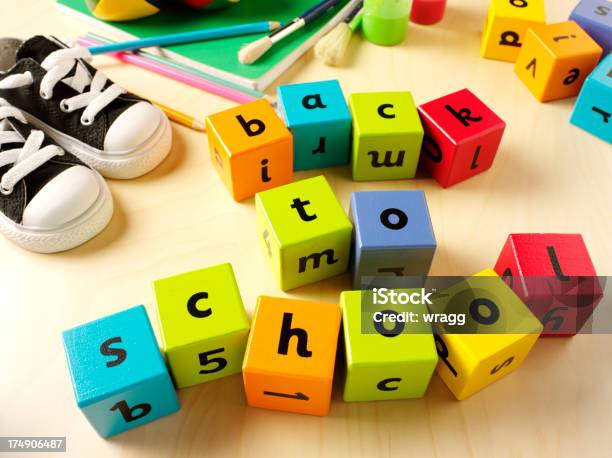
[1,1,610,456]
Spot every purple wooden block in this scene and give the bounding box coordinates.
[570,0,612,53]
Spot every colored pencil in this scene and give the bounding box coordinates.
[85,32,270,102]
[88,22,281,55]
[151,100,206,132]
[77,36,260,105]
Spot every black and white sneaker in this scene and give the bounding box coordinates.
[0,101,112,253]
[0,36,171,179]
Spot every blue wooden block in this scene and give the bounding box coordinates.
[350,190,437,289]
[277,80,352,171]
[570,53,612,144]
[569,0,612,54]
[62,305,179,438]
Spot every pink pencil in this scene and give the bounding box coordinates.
[77,36,257,105]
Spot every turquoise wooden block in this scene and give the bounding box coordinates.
[62,305,179,438]
[570,53,612,143]
[277,80,352,170]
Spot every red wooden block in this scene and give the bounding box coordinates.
[494,234,602,337]
[411,0,447,25]
[417,88,506,188]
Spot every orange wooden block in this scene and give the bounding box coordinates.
[514,21,603,102]
[242,296,341,416]
[205,100,293,201]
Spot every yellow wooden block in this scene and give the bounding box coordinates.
[481,0,546,62]
[431,269,542,400]
[514,21,603,102]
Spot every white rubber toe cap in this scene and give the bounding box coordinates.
[22,165,101,229]
[104,101,161,154]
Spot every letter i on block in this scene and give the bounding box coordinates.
[494,234,602,336]
[481,0,546,62]
[350,190,436,289]
[570,0,612,54]
[153,263,250,388]
[349,92,424,181]
[62,306,179,438]
[341,291,438,402]
[430,270,543,400]
[277,80,352,170]
[570,53,612,143]
[514,21,603,102]
[242,296,341,416]
[255,175,352,291]
[418,89,506,188]
[205,99,293,201]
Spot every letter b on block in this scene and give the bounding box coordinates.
[205,99,293,201]
[481,0,546,62]
[430,270,542,400]
[153,263,250,388]
[255,176,352,291]
[62,306,179,438]
[242,296,341,416]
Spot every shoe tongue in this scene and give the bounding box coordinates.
[16,35,65,64]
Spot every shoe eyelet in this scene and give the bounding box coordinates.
[0,185,13,196]
[59,100,71,112]
[80,115,94,126]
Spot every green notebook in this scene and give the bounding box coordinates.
[57,0,359,90]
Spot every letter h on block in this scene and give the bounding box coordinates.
[255,175,352,291]
[277,80,352,171]
[430,270,543,400]
[205,99,293,201]
[418,88,506,188]
[242,296,341,416]
[350,190,436,289]
[62,306,179,438]
[153,263,250,388]
[494,233,603,336]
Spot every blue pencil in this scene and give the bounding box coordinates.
[88,21,281,55]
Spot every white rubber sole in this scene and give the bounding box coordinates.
[22,107,172,179]
[0,172,113,253]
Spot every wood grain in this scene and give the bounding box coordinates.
[1,1,610,457]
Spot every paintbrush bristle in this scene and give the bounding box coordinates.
[314,22,352,66]
[239,36,272,65]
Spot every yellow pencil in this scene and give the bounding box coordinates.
[152,100,206,132]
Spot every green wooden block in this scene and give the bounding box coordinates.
[349,92,424,181]
[153,263,250,389]
[256,175,353,291]
[340,290,438,402]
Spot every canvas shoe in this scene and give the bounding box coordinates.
[0,35,171,179]
[0,100,112,253]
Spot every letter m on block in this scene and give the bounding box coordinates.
[298,249,339,273]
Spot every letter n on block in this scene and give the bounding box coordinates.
[255,175,352,291]
[242,296,341,416]
[62,306,179,438]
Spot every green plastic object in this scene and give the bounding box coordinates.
[363,0,411,46]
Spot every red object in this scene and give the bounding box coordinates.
[411,0,447,25]
[494,234,602,337]
[417,88,505,188]
[181,0,214,8]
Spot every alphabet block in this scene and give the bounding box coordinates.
[569,0,612,54]
[205,99,293,201]
[418,88,506,188]
[431,270,543,400]
[340,290,438,402]
[62,306,179,438]
[153,263,250,388]
[255,175,352,291]
[570,53,612,143]
[349,92,424,181]
[514,21,603,102]
[277,80,352,171]
[494,234,602,336]
[242,296,341,416]
[350,190,436,289]
[481,0,546,62]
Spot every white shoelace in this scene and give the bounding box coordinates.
[0,100,63,195]
[0,46,126,126]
